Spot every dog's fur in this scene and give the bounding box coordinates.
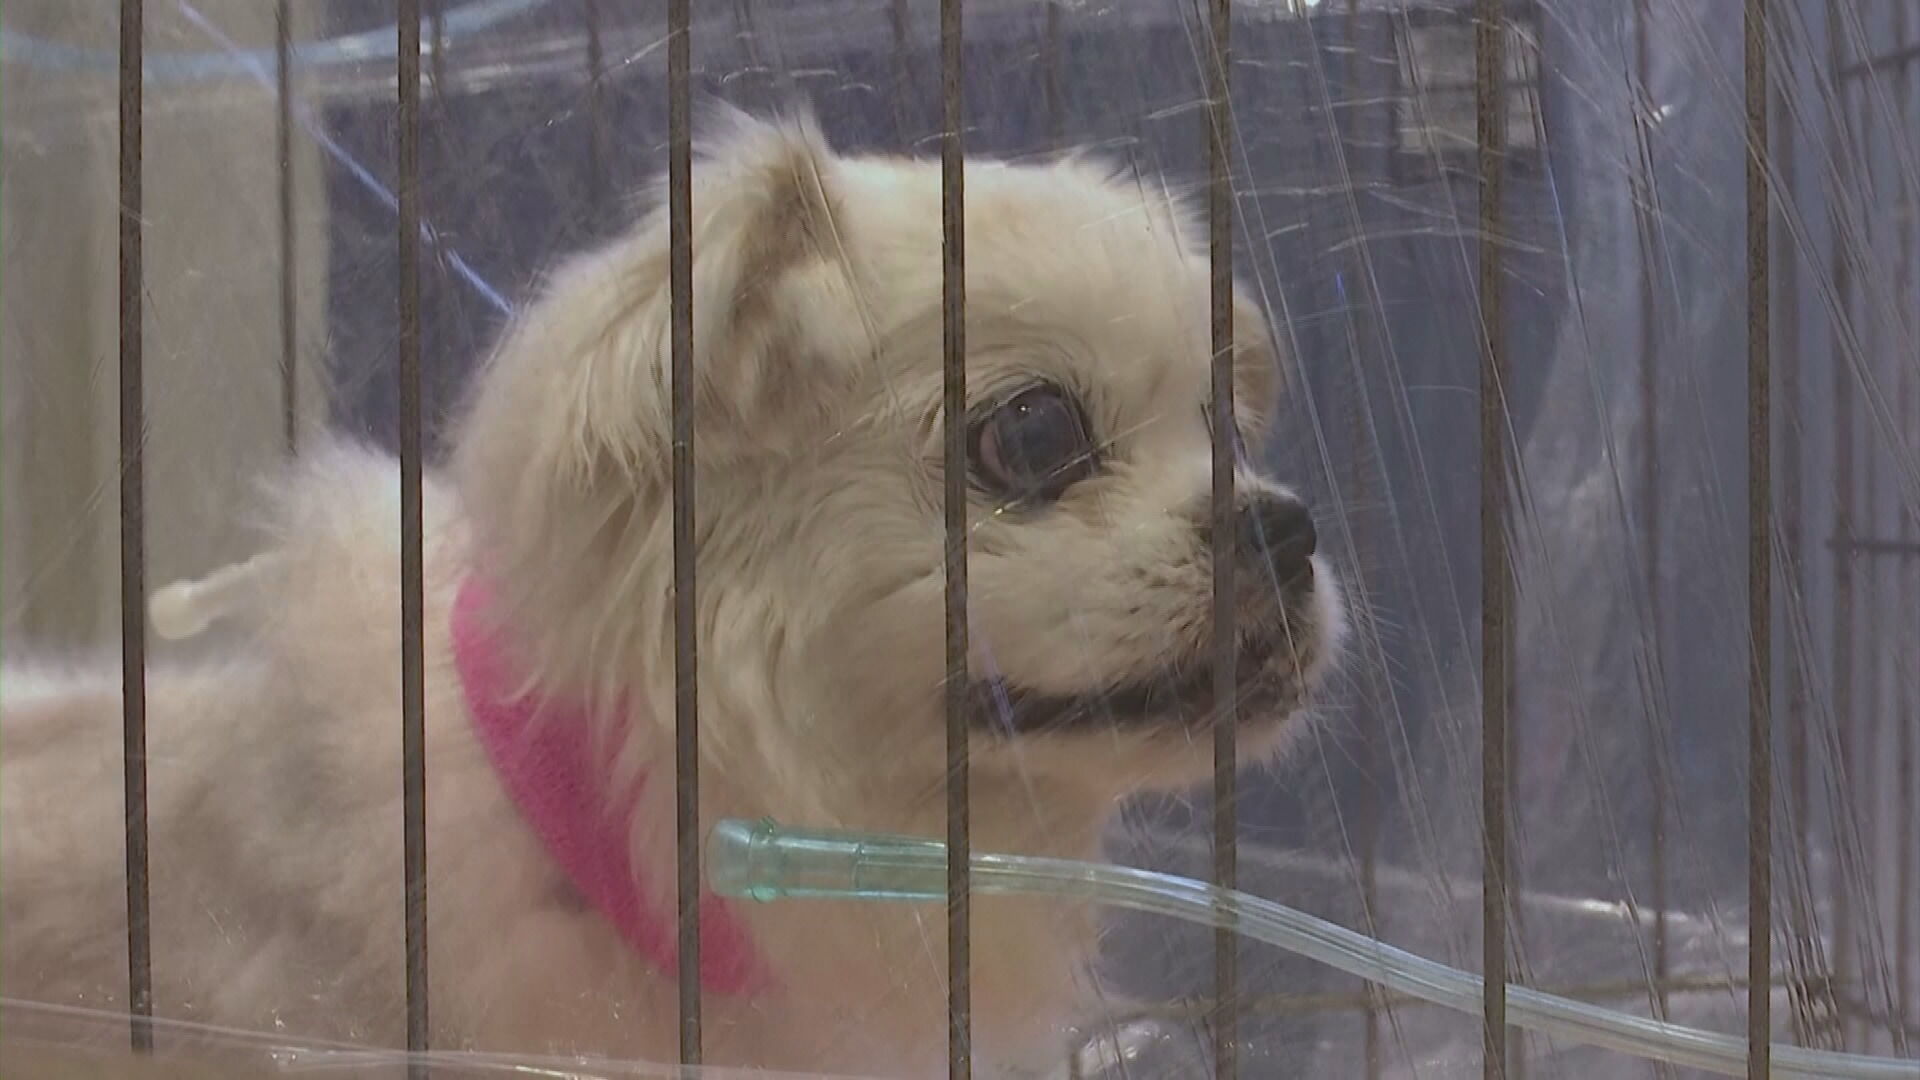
[0,111,1343,1077]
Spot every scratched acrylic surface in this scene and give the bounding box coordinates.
[1,2,1916,1077]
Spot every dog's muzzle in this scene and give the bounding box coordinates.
[969,491,1325,736]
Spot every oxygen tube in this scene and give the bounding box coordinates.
[707,818,1919,1079]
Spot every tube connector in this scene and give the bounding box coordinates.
[707,818,951,902]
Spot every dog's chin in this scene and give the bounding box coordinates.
[968,623,1318,740]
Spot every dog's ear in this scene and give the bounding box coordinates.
[454,106,858,502]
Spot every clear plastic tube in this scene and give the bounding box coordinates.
[707,818,1920,1079]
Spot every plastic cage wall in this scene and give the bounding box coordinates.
[0,1,1916,1077]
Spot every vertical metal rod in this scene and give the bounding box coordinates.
[118,0,152,1054]
[1204,1,1237,1078]
[1629,0,1672,1044]
[1506,675,1526,1080]
[941,2,971,1076]
[1896,0,1918,1033]
[666,0,700,1067]
[1474,2,1510,1077]
[1850,29,1889,1044]
[396,1,430,1072]
[1823,0,1857,1039]
[277,0,297,454]
[1744,0,1774,1075]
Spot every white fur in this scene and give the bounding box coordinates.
[0,109,1344,1077]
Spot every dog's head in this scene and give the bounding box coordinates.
[453,108,1344,808]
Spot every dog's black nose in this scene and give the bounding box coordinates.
[1239,493,1317,581]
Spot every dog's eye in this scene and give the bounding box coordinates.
[969,385,1097,503]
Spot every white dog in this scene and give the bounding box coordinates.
[0,109,1344,1078]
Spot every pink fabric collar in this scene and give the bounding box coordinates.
[450,578,770,997]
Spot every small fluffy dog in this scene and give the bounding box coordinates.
[0,109,1343,1077]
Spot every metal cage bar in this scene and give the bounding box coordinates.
[1204,2,1239,1078]
[1823,0,1859,1041]
[941,1,973,1076]
[1628,0,1672,1047]
[1474,0,1511,1076]
[396,0,431,1070]
[1898,0,1920,1040]
[666,0,701,1067]
[277,0,297,455]
[1746,0,1775,1075]
[118,0,153,1055]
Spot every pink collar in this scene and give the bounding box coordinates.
[450,578,770,997]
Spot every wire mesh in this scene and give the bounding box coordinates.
[276,0,297,455]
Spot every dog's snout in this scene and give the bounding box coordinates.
[1239,494,1317,580]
